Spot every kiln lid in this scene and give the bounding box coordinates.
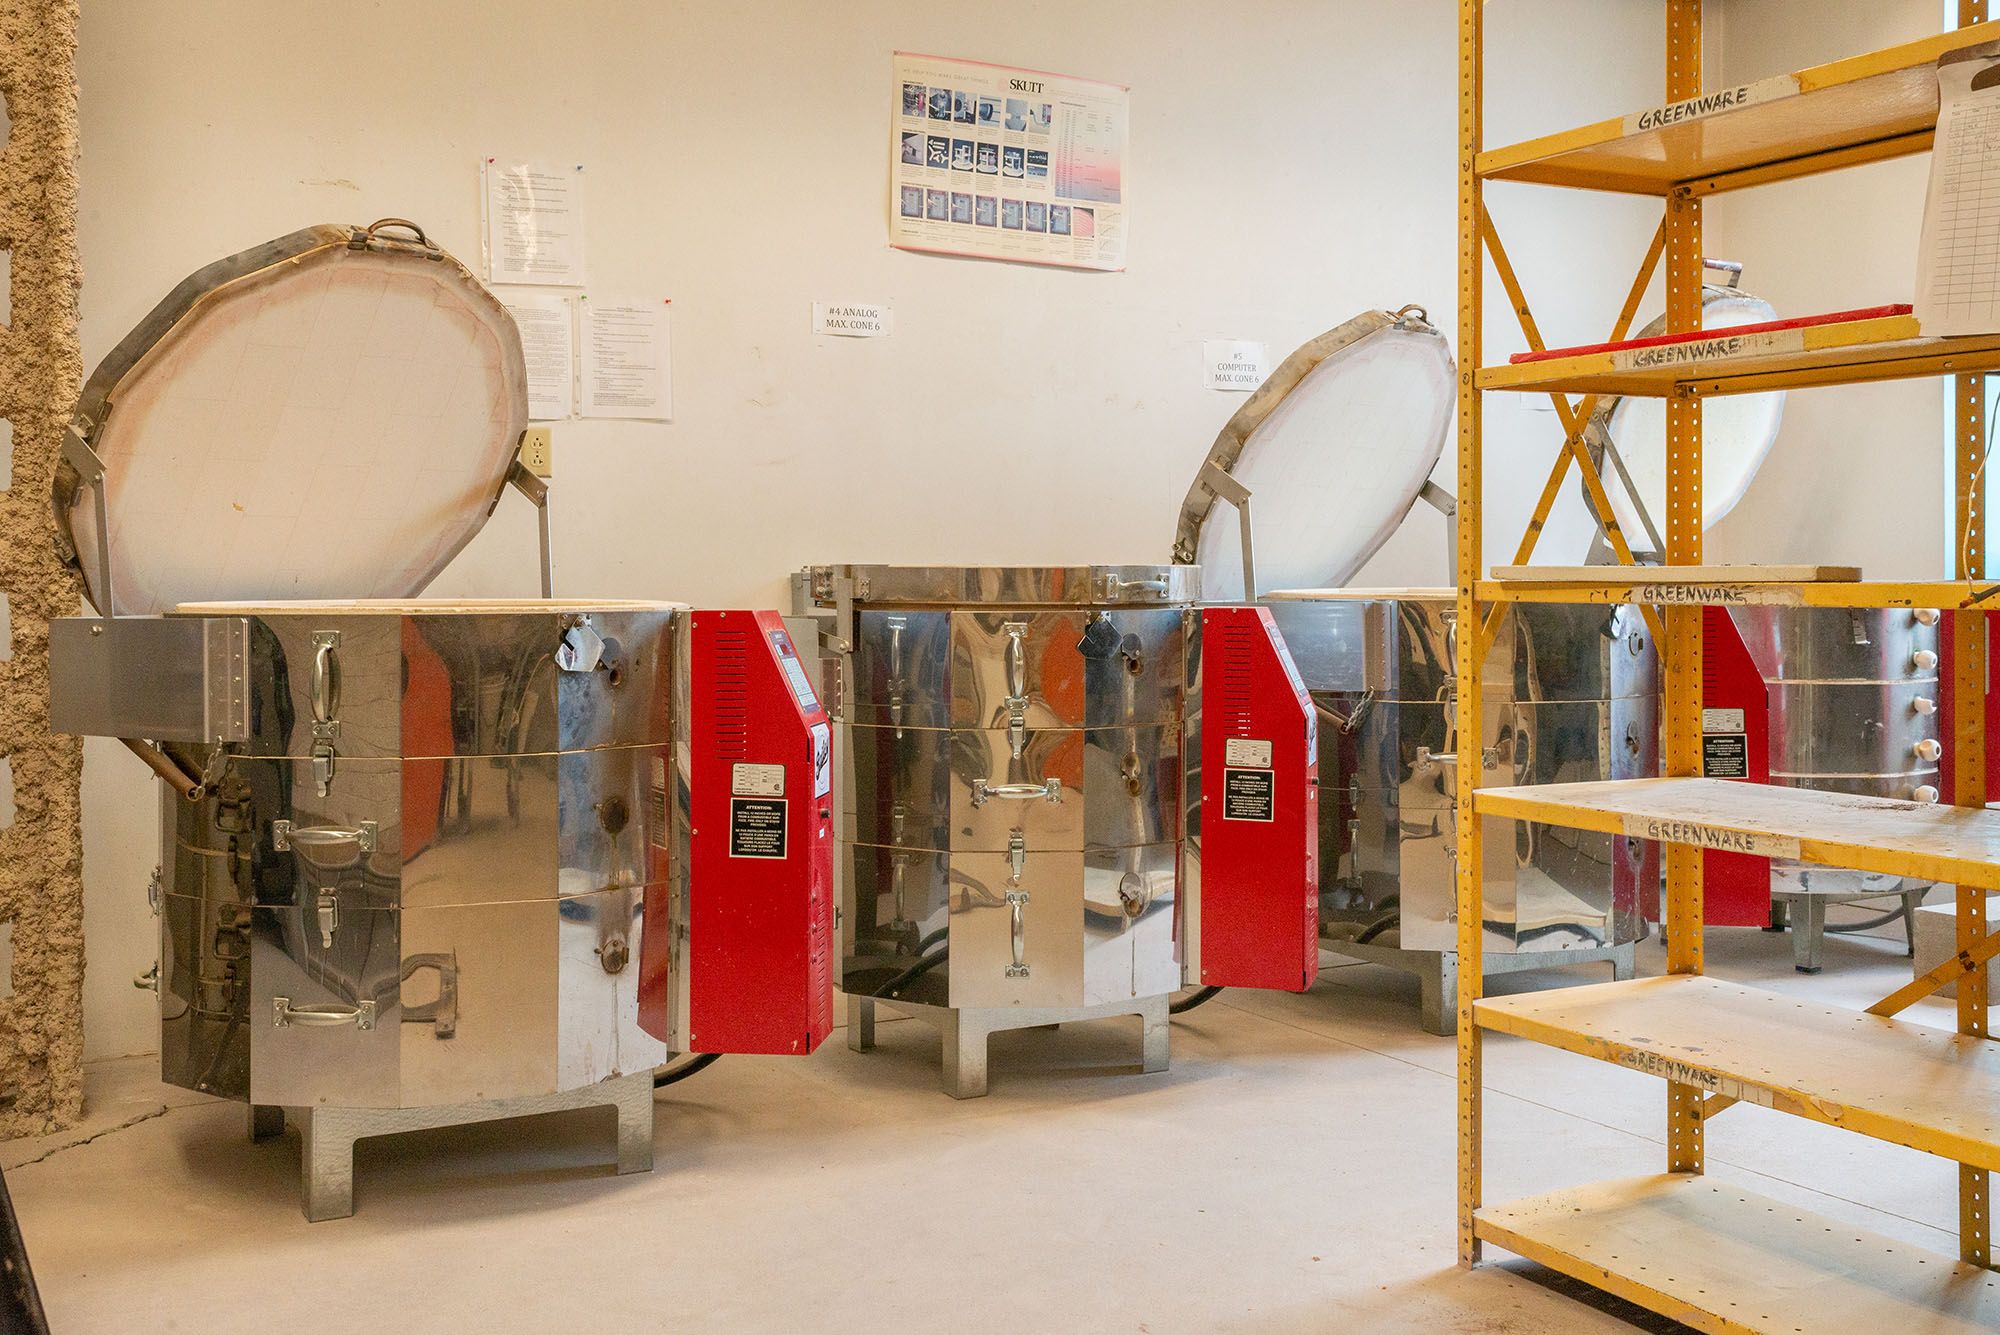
[1172,306,1456,602]
[1582,281,1785,557]
[54,220,530,616]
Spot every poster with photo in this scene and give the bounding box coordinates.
[890,52,1127,272]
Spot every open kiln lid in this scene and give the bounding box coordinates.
[1172,306,1455,602]
[54,220,530,617]
[1584,282,1785,556]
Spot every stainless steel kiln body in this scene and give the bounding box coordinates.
[55,604,679,1115]
[1729,605,1942,900]
[45,221,701,1221]
[1269,594,1657,1020]
[809,564,1198,1096]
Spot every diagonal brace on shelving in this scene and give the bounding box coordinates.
[1474,210,1668,660]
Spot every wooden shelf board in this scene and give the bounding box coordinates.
[1475,577,1994,610]
[1477,975,2000,1168]
[1474,778,2000,891]
[1476,1174,2000,1333]
[1490,564,1858,584]
[1477,22,2000,194]
[1477,315,2000,398]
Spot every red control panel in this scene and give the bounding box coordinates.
[1191,606,1319,991]
[639,610,833,1055]
[1698,607,1774,928]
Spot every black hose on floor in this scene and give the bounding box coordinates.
[1824,907,1910,934]
[873,949,948,1000]
[653,1053,723,1089]
[1170,986,1223,1015]
[1354,912,1400,945]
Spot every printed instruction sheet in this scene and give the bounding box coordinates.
[890,53,1127,271]
[580,299,672,421]
[500,291,576,420]
[483,160,587,286]
[1917,46,2000,335]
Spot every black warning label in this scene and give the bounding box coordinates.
[1222,768,1275,822]
[729,796,788,859]
[1701,733,1748,780]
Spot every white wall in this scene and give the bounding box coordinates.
[72,0,1663,1059]
[1705,0,1950,575]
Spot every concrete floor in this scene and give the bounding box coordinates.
[1,922,1970,1333]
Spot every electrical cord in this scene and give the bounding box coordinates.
[1354,912,1400,945]
[1170,986,1223,1015]
[1823,904,1917,934]
[873,948,948,1000]
[653,1053,722,1089]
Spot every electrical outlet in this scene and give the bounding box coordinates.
[518,426,554,477]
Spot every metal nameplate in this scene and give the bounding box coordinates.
[732,762,786,797]
[1609,327,1804,374]
[1619,814,1799,859]
[1701,707,1746,733]
[1621,74,1800,135]
[1224,737,1273,768]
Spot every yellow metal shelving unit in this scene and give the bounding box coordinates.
[1457,3,2000,1328]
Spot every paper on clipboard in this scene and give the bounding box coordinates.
[580,299,672,421]
[1916,44,2000,336]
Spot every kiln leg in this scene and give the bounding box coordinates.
[941,1010,988,1100]
[611,1072,655,1176]
[1901,888,1924,958]
[847,994,876,1053]
[1793,896,1827,974]
[1139,995,1170,1074]
[295,1107,357,1223]
[288,1072,655,1222]
[1419,952,1458,1037]
[1610,942,1636,982]
[248,1103,284,1142]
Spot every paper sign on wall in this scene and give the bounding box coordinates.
[813,302,892,337]
[581,299,672,421]
[890,52,1128,272]
[483,160,586,286]
[501,291,576,420]
[1204,340,1269,392]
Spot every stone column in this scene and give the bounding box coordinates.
[0,0,84,1134]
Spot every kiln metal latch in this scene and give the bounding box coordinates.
[1005,889,1031,978]
[273,820,379,948]
[1002,621,1030,758]
[310,631,341,796]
